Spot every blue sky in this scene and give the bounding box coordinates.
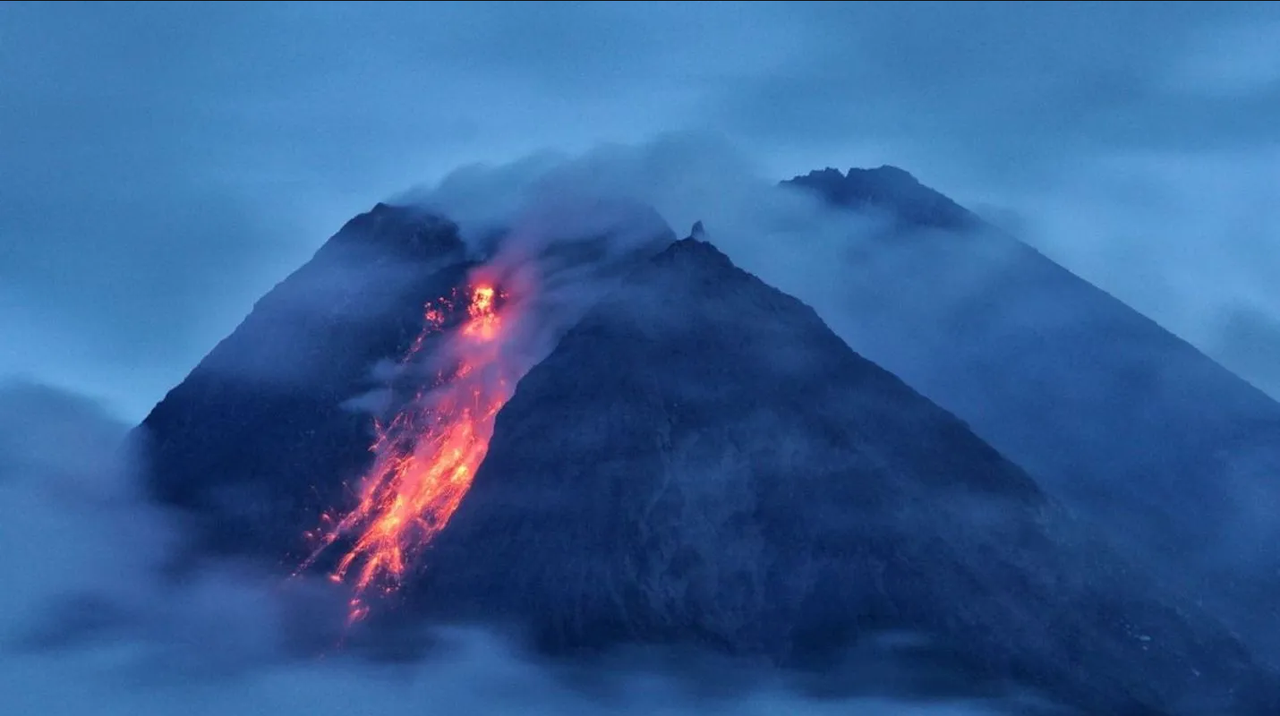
[3,1,1279,418]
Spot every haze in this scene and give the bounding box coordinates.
[2,3,1279,715]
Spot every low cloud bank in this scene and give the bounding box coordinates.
[0,377,1030,715]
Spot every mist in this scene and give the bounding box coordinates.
[5,3,1280,714]
[1000,147,1280,399]
[0,376,1034,715]
[414,133,881,321]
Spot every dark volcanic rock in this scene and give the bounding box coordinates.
[786,166,978,231]
[413,235,1279,716]
[783,166,1280,659]
[138,203,475,558]
[136,198,675,562]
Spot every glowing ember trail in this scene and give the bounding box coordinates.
[299,281,519,621]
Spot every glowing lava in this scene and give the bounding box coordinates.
[300,281,518,620]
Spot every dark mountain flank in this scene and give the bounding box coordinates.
[139,203,472,558]
[784,167,1280,659]
[137,197,1280,715]
[410,234,1279,716]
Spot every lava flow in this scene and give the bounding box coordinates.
[299,281,518,620]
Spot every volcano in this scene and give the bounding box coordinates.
[138,192,1280,715]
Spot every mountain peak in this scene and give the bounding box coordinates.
[326,202,465,263]
[649,233,742,281]
[783,165,977,231]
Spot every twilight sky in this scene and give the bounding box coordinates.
[3,0,1279,419]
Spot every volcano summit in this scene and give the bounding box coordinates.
[138,174,1280,716]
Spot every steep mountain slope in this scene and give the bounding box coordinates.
[139,203,473,557]
[784,167,1280,653]
[412,235,1276,716]
[789,166,979,231]
[138,197,676,564]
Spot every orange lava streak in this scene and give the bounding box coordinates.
[300,282,515,620]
